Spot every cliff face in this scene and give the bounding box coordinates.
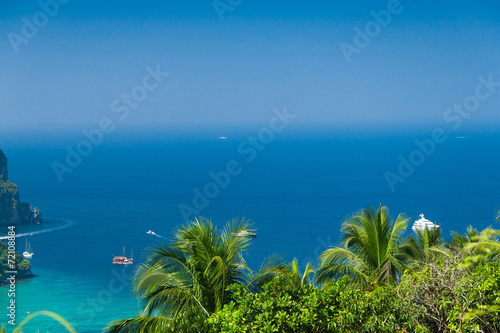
[0,150,8,181]
[0,150,42,225]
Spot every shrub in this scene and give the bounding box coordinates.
[209,274,412,333]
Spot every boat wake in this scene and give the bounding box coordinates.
[0,218,76,240]
[146,230,167,239]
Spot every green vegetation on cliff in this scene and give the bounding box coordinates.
[0,241,34,284]
[0,181,20,223]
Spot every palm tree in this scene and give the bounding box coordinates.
[448,225,480,251]
[289,258,315,288]
[465,227,500,262]
[105,217,289,333]
[411,226,444,261]
[449,208,500,263]
[245,253,299,293]
[315,205,415,287]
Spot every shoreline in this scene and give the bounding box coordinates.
[0,273,36,287]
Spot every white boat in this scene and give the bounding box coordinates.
[412,214,440,232]
[146,230,153,234]
[23,239,34,259]
[233,230,257,238]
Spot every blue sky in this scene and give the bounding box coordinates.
[1,0,499,134]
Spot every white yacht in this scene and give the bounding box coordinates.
[412,214,440,232]
[23,239,34,259]
[233,230,257,238]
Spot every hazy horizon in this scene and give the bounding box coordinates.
[1,0,499,133]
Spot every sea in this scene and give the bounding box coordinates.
[1,127,499,332]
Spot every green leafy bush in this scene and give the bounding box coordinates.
[209,274,413,333]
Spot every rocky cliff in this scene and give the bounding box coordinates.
[0,150,42,225]
[0,150,7,181]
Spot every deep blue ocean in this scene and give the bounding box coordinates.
[1,130,500,332]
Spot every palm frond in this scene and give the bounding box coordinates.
[106,216,293,331]
[301,261,315,287]
[289,258,315,287]
[246,253,290,292]
[315,247,369,284]
[317,205,414,286]
[104,313,174,333]
[387,213,410,253]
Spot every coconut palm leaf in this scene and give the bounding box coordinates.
[316,247,369,284]
[289,258,315,288]
[316,205,416,287]
[409,225,444,261]
[449,225,479,250]
[12,311,76,333]
[465,227,500,262]
[105,217,289,333]
[104,312,174,333]
[246,253,290,292]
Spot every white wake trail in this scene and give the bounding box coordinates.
[0,218,76,240]
[148,231,168,239]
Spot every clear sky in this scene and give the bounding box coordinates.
[1,0,499,134]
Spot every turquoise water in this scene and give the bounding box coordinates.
[1,133,500,332]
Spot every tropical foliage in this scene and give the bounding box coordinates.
[465,227,500,262]
[105,217,289,333]
[410,226,444,260]
[0,241,32,284]
[397,252,500,332]
[101,207,500,332]
[448,225,480,250]
[315,205,415,286]
[209,274,412,333]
